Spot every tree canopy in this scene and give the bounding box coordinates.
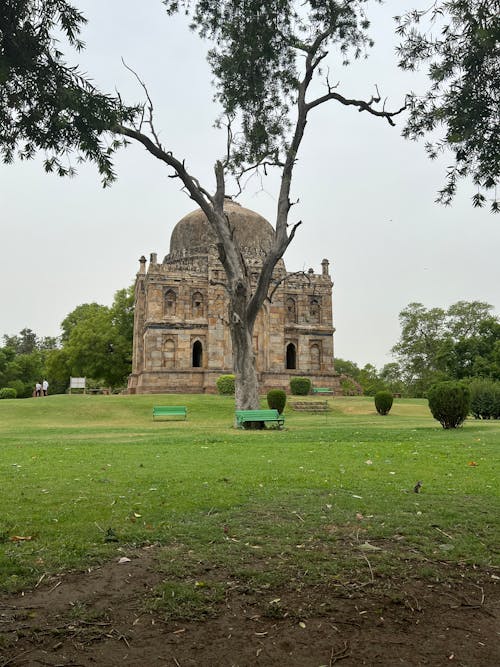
[0,0,137,183]
[396,0,500,212]
[164,0,394,170]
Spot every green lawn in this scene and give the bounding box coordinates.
[1,394,499,595]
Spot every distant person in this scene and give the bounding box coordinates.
[42,379,49,397]
[35,381,42,397]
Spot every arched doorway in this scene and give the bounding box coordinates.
[286,343,297,370]
[192,340,203,368]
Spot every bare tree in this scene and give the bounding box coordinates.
[115,1,405,409]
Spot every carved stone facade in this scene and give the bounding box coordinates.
[127,200,340,394]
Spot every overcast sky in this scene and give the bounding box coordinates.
[1,1,498,369]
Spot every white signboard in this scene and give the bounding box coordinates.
[70,377,86,389]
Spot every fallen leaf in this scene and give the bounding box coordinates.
[467,461,478,467]
[356,513,364,521]
[365,460,373,465]
[118,556,131,564]
[299,622,306,629]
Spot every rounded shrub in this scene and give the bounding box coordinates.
[290,377,311,395]
[216,374,235,395]
[427,381,470,429]
[267,389,287,414]
[0,387,17,399]
[469,379,500,419]
[374,390,393,415]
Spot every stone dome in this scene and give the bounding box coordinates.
[167,199,275,258]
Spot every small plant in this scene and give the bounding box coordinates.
[215,374,235,395]
[149,580,225,621]
[0,388,17,399]
[290,377,311,395]
[374,390,393,415]
[427,381,470,429]
[267,389,287,414]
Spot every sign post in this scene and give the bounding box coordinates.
[69,377,86,394]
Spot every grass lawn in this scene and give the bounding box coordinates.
[1,394,499,598]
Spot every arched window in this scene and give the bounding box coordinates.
[163,339,175,369]
[286,297,297,323]
[192,340,203,368]
[164,289,177,317]
[310,298,320,323]
[286,343,297,370]
[192,291,204,318]
[310,344,321,370]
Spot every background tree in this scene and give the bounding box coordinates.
[61,287,134,389]
[391,302,447,395]
[392,300,500,395]
[397,0,500,212]
[357,363,387,396]
[334,357,389,396]
[60,302,106,343]
[0,336,45,397]
[379,362,405,396]
[3,327,38,354]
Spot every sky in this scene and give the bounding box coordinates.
[1,1,499,369]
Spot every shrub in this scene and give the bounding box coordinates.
[0,387,17,399]
[427,381,470,429]
[216,374,235,395]
[267,389,287,414]
[8,379,32,398]
[290,377,311,395]
[339,374,363,396]
[469,379,500,419]
[374,391,393,415]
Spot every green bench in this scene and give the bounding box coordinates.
[235,409,285,429]
[312,387,333,394]
[153,406,187,420]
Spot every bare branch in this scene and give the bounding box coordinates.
[121,59,164,148]
[307,87,407,126]
[115,124,214,208]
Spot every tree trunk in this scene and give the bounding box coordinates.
[228,287,260,411]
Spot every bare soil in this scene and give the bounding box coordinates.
[1,546,498,667]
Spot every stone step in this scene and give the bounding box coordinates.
[290,401,330,412]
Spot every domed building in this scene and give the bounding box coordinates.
[127,199,340,394]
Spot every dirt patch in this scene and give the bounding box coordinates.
[1,546,498,666]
